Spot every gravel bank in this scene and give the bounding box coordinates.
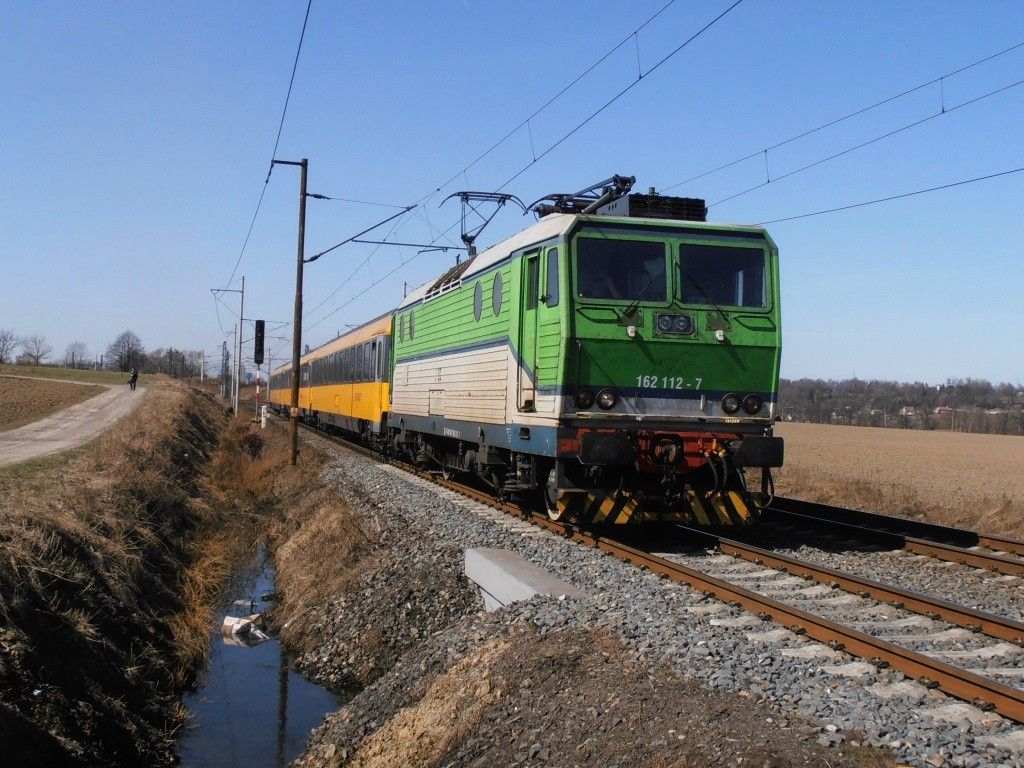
[295,609,881,768]
[285,448,1024,768]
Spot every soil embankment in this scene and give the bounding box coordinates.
[0,379,280,767]
[268,430,894,768]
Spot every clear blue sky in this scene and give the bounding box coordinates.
[2,1,1022,383]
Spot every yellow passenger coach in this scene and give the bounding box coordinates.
[268,313,392,446]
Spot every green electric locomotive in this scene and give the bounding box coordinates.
[388,175,783,525]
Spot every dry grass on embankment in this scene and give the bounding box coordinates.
[260,424,379,658]
[0,379,289,767]
[773,421,1024,537]
[0,375,104,432]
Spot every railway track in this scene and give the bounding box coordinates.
[765,497,1024,578]
[294,420,1024,723]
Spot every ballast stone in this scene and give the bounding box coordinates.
[465,548,587,612]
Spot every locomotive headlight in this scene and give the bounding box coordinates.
[656,313,694,335]
[742,394,764,415]
[575,389,595,409]
[721,393,741,414]
[597,389,618,409]
[674,315,692,333]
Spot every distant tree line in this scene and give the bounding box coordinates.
[0,327,205,380]
[779,377,1024,436]
[0,328,57,367]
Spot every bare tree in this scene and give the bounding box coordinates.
[105,330,144,372]
[0,328,16,365]
[20,334,53,366]
[64,341,90,368]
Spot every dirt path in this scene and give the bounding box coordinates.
[0,383,145,467]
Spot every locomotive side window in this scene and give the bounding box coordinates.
[680,244,766,308]
[526,254,540,310]
[545,247,559,307]
[576,238,667,302]
[492,272,503,316]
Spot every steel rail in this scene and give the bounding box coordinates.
[292,421,1024,722]
[766,505,1024,578]
[771,497,1024,558]
[667,525,1024,643]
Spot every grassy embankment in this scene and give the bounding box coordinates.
[0,378,296,767]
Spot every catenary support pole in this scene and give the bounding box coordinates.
[234,276,245,414]
[231,325,237,406]
[272,158,308,466]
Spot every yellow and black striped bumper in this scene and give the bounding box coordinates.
[555,488,753,525]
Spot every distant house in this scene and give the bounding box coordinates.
[934,405,952,415]
[899,406,916,416]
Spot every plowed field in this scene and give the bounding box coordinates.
[0,375,104,432]
[773,422,1024,537]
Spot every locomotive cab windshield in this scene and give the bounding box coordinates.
[679,243,768,308]
[575,237,668,302]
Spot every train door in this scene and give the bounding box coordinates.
[534,245,562,414]
[517,250,541,411]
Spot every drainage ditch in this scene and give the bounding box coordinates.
[176,548,342,768]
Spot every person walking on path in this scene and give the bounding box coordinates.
[128,367,138,391]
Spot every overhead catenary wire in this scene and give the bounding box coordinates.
[303,209,412,319]
[299,0,745,342]
[304,0,746,336]
[223,0,314,289]
[755,166,1024,225]
[302,0,712,321]
[710,76,1024,208]
[421,0,681,202]
[661,38,1024,192]
[308,194,411,209]
[496,0,745,192]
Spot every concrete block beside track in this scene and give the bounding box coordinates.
[465,548,587,612]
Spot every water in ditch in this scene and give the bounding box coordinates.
[177,547,341,767]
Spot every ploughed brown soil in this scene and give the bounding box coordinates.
[773,422,1024,537]
[0,375,104,432]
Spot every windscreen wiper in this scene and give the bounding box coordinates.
[680,268,730,324]
[623,272,661,319]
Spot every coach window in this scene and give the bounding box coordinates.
[492,271,503,316]
[409,310,415,340]
[545,247,559,307]
[473,281,483,322]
